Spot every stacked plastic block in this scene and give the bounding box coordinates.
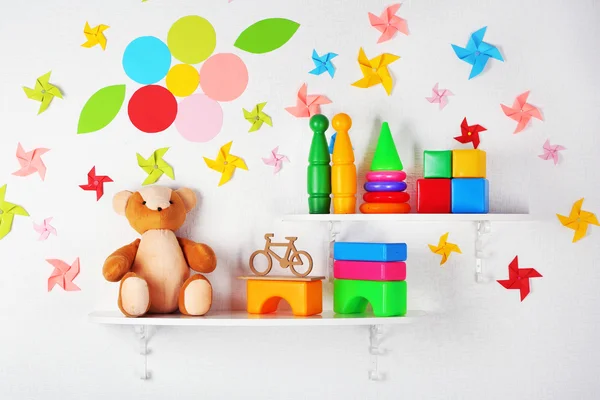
[359,123,411,214]
[333,242,408,317]
[416,149,489,213]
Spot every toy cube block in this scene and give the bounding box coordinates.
[416,178,451,213]
[451,178,489,213]
[334,260,406,281]
[246,279,322,316]
[334,242,407,262]
[334,279,407,317]
[452,149,486,178]
[424,150,452,178]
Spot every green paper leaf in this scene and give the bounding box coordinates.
[234,18,300,54]
[77,85,126,134]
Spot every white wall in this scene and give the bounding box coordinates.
[1,0,599,398]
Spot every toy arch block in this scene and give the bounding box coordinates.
[334,279,407,317]
[423,150,452,178]
[244,278,323,316]
[452,149,486,178]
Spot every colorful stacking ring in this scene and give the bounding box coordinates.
[363,191,410,203]
[360,202,411,214]
[364,181,407,192]
[366,170,407,182]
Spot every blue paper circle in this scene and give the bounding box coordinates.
[122,36,171,84]
[364,181,407,192]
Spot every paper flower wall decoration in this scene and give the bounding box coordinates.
[203,141,248,186]
[243,102,272,132]
[22,71,62,115]
[501,91,543,133]
[557,198,598,242]
[451,27,504,79]
[0,185,29,240]
[454,118,487,149]
[497,256,542,301]
[136,148,175,185]
[428,232,461,265]
[351,48,399,96]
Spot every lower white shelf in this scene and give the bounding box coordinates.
[89,310,424,327]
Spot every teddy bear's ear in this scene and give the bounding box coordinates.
[113,191,133,216]
[175,188,197,213]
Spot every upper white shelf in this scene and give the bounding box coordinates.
[282,214,532,222]
[89,310,424,327]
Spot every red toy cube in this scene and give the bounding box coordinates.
[416,179,451,213]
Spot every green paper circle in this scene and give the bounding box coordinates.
[167,16,216,64]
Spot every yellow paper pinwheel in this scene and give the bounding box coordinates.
[0,185,29,240]
[82,22,110,51]
[203,141,248,186]
[23,71,63,115]
[351,48,400,96]
[557,198,599,242]
[428,232,462,265]
[243,102,272,132]
[136,147,175,186]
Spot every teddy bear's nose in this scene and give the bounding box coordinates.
[157,207,162,212]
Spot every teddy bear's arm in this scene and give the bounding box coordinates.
[102,239,141,282]
[177,237,217,273]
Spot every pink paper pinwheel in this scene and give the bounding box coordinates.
[285,83,331,118]
[538,139,566,165]
[34,218,57,240]
[262,146,290,174]
[426,83,453,110]
[12,143,50,181]
[368,4,409,43]
[501,91,543,134]
[47,257,80,292]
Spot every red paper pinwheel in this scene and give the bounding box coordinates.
[497,256,542,301]
[454,117,487,149]
[79,166,113,200]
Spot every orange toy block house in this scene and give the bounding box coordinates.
[239,276,324,316]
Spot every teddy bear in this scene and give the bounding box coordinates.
[102,186,217,317]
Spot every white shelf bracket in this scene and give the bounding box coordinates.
[475,220,492,283]
[368,324,386,381]
[134,325,150,380]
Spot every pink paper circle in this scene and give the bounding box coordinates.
[199,53,248,102]
[175,94,223,142]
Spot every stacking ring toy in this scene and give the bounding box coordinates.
[359,203,411,214]
[364,181,407,192]
[366,171,406,182]
[363,191,410,203]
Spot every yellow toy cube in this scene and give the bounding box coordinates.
[452,149,486,178]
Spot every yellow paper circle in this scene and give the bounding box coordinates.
[166,64,199,97]
[167,15,216,64]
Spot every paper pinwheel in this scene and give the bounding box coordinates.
[204,141,248,186]
[451,27,504,79]
[368,3,409,43]
[497,256,542,301]
[538,140,566,165]
[328,133,337,154]
[309,50,337,78]
[428,232,462,265]
[426,83,453,110]
[12,143,50,181]
[243,102,273,132]
[79,166,113,200]
[454,118,487,149]
[136,147,175,186]
[285,83,331,118]
[82,22,110,50]
[501,91,543,134]
[557,198,599,242]
[0,185,29,240]
[47,258,81,292]
[22,71,63,115]
[262,146,290,174]
[34,218,57,241]
[351,48,400,96]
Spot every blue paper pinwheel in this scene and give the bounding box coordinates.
[451,27,504,79]
[310,50,338,78]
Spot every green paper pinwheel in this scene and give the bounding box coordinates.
[243,102,272,132]
[136,148,175,185]
[0,185,29,240]
[22,71,63,115]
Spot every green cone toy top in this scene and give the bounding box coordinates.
[370,122,403,171]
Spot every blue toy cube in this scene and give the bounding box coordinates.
[334,242,407,262]
[451,178,489,213]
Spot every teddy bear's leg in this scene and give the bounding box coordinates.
[118,272,151,318]
[178,274,212,316]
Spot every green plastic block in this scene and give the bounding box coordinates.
[370,122,404,171]
[423,150,452,178]
[333,279,407,317]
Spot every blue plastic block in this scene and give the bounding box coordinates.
[334,242,407,262]
[451,178,489,213]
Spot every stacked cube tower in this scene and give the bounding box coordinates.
[416,149,489,213]
[359,122,411,214]
[333,242,408,317]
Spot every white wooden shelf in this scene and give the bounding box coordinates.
[282,213,532,222]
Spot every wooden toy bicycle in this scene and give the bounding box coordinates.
[249,233,314,277]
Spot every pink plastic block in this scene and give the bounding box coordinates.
[333,260,406,281]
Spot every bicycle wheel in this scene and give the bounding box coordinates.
[290,251,313,277]
[249,250,273,276]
